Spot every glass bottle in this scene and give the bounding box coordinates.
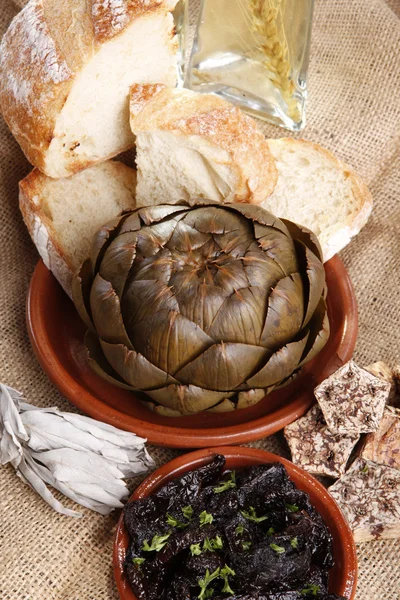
[181,0,314,131]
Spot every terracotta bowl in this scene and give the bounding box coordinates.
[114,447,358,600]
[26,256,357,448]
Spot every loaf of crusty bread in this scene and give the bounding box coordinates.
[0,0,178,179]
[130,85,278,206]
[19,161,136,296]
[263,138,373,261]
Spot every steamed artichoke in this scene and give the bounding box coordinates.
[72,202,329,416]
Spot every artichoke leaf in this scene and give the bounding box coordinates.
[137,204,189,226]
[84,331,135,391]
[207,399,236,413]
[281,219,323,262]
[295,240,326,327]
[214,259,249,294]
[182,206,243,235]
[260,273,305,349]
[176,342,269,391]
[175,281,228,332]
[228,203,290,234]
[122,280,179,333]
[131,249,173,283]
[146,385,234,414]
[90,215,126,274]
[118,211,142,234]
[130,309,214,375]
[136,218,186,258]
[298,298,330,367]
[71,259,95,332]
[208,286,268,346]
[166,219,210,252]
[90,274,133,349]
[100,341,177,390]
[237,388,268,409]
[242,249,285,292]
[252,227,298,276]
[247,332,309,388]
[213,228,253,258]
[99,231,138,297]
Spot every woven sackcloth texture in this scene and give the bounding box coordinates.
[0,0,399,599]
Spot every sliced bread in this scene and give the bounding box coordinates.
[19,161,136,296]
[263,138,373,261]
[130,86,278,206]
[0,0,178,179]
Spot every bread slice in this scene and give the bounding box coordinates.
[263,138,373,261]
[0,0,178,179]
[129,86,278,207]
[19,161,136,296]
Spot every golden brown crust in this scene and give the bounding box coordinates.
[91,0,178,44]
[0,0,178,175]
[0,0,74,172]
[132,88,278,204]
[129,83,166,119]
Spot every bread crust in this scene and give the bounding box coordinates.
[0,0,178,176]
[19,161,137,297]
[266,138,373,261]
[19,168,74,295]
[131,87,278,204]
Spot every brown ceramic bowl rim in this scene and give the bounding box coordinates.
[26,256,358,448]
[114,447,358,600]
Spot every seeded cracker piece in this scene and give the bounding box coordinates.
[284,405,360,478]
[314,360,390,435]
[358,406,400,470]
[328,458,400,542]
[365,361,399,406]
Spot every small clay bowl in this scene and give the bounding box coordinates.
[114,447,358,600]
[26,256,358,448]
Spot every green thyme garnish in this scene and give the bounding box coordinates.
[290,536,298,549]
[213,471,236,493]
[198,567,221,600]
[190,543,202,556]
[220,565,236,594]
[132,557,145,566]
[142,533,171,552]
[361,464,369,473]
[182,505,194,520]
[301,584,320,596]
[241,540,252,551]
[241,506,269,523]
[270,543,286,554]
[203,535,223,552]
[267,527,275,536]
[235,523,245,536]
[199,510,214,527]
[285,503,299,513]
[166,513,189,529]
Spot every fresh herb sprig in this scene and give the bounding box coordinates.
[213,471,236,493]
[199,510,214,526]
[220,565,236,594]
[241,506,269,523]
[142,533,171,552]
[285,503,299,513]
[198,567,221,600]
[301,584,320,596]
[270,542,286,554]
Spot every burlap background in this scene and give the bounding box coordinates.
[1,0,399,598]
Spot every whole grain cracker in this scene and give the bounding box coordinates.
[328,458,400,543]
[284,405,360,478]
[315,360,390,435]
